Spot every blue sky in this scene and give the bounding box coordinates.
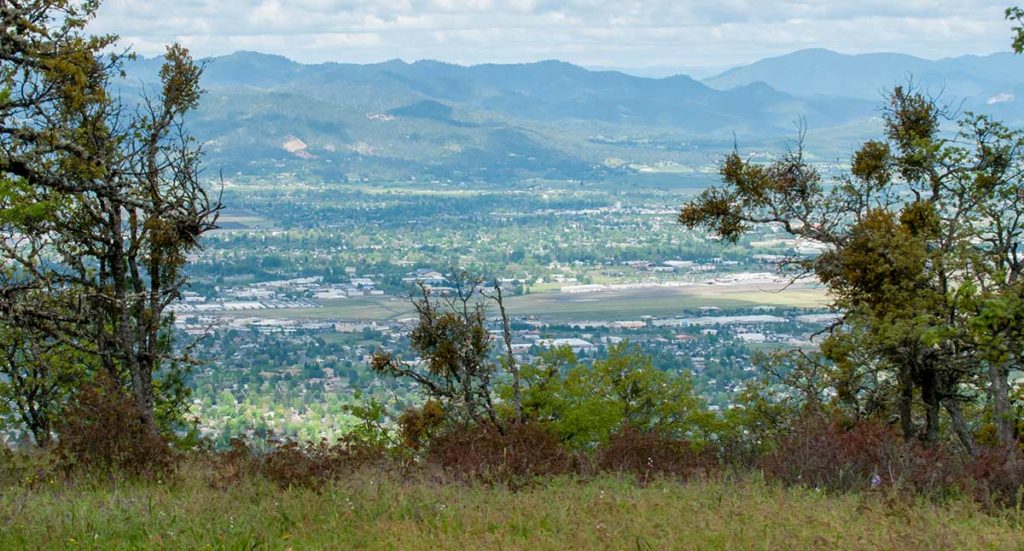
[90,1,1016,73]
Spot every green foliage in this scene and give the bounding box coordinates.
[2,1,219,445]
[0,323,90,447]
[818,208,931,310]
[372,277,505,428]
[1009,6,1024,54]
[339,393,398,450]
[511,343,715,449]
[680,84,1024,450]
[397,400,445,450]
[160,44,204,115]
[0,176,63,230]
[712,350,847,463]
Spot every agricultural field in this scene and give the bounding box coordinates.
[220,283,828,323]
[502,284,828,322]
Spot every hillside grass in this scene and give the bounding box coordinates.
[2,473,1021,550]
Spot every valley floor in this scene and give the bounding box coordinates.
[2,474,1021,550]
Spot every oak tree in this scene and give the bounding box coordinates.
[681,89,1024,451]
[1,1,219,441]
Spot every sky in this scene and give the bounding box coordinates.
[90,1,1016,75]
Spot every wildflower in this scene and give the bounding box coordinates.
[870,472,882,489]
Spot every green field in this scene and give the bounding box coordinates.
[241,284,829,323]
[261,297,419,321]
[3,473,1019,550]
[504,285,828,322]
[213,209,275,231]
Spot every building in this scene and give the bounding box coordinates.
[538,338,596,353]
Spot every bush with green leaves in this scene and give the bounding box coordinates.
[507,343,717,450]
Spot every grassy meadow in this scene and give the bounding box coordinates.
[2,473,1021,550]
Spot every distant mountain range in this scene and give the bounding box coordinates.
[704,49,1024,106]
[120,49,1024,183]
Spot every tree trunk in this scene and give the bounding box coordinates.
[130,364,158,434]
[898,366,916,441]
[943,398,976,455]
[989,361,1015,445]
[494,284,522,423]
[921,376,941,445]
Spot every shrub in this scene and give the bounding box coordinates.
[596,426,717,484]
[758,416,959,494]
[879,438,959,496]
[210,433,396,490]
[255,439,338,489]
[398,400,446,450]
[513,343,712,451]
[427,421,573,487]
[760,417,884,492]
[207,438,254,490]
[54,374,174,478]
[961,445,1024,508]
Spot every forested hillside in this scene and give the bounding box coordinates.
[118,52,875,181]
[108,49,1024,182]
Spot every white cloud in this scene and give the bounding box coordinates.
[89,0,1015,70]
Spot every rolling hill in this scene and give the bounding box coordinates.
[119,50,1024,182]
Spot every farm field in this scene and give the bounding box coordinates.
[228,283,829,323]
[503,283,828,322]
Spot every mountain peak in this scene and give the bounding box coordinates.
[220,51,298,64]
